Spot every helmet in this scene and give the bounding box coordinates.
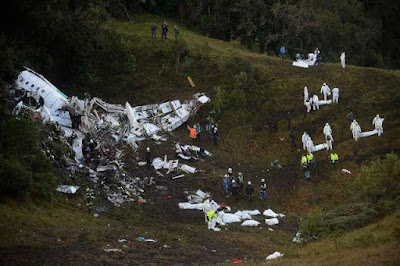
[228,168,232,173]
[224,174,228,178]
[261,179,265,182]
[232,180,236,183]
[248,181,251,185]
[147,147,150,151]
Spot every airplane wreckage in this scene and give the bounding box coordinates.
[9,68,210,206]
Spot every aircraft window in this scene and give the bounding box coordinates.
[31,84,34,87]
[37,87,40,91]
[41,90,45,93]
[25,82,29,85]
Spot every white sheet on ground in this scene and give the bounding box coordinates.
[265,218,279,225]
[263,209,285,218]
[221,213,242,224]
[178,202,203,210]
[266,251,284,260]
[180,164,197,174]
[242,210,261,216]
[241,220,260,226]
[195,190,209,199]
[292,61,309,68]
[234,211,252,220]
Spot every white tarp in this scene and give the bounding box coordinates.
[266,252,284,260]
[234,211,252,220]
[263,209,285,218]
[220,213,242,224]
[241,220,260,226]
[178,202,203,210]
[265,218,279,225]
[313,143,328,152]
[292,60,309,68]
[318,100,332,106]
[242,210,261,216]
[360,129,379,137]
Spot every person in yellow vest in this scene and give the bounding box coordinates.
[306,152,316,175]
[330,152,339,169]
[301,155,308,168]
[207,210,219,231]
[301,155,310,180]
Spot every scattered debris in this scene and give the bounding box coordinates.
[104,248,122,252]
[342,169,352,174]
[266,251,284,260]
[56,185,80,194]
[292,232,302,243]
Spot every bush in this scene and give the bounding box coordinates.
[356,153,400,202]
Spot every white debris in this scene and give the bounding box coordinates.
[342,169,352,174]
[56,185,80,194]
[104,249,122,252]
[263,209,285,218]
[241,220,260,227]
[234,211,252,220]
[241,210,261,216]
[265,218,279,226]
[292,232,302,243]
[178,202,203,210]
[195,190,209,199]
[266,251,284,260]
[268,228,274,231]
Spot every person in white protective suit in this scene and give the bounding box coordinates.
[306,138,315,153]
[350,119,357,132]
[323,123,333,141]
[372,114,380,126]
[304,87,309,104]
[320,83,331,101]
[302,132,310,150]
[326,133,334,150]
[353,123,362,141]
[305,98,312,113]
[374,117,384,136]
[340,52,346,69]
[202,199,211,223]
[332,87,339,103]
[312,95,319,110]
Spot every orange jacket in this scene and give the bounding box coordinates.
[187,126,197,139]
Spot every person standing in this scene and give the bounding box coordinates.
[161,21,168,40]
[187,124,197,143]
[340,52,346,69]
[212,126,219,146]
[330,152,339,169]
[246,181,254,201]
[195,123,202,142]
[174,25,180,40]
[258,179,267,200]
[307,152,316,175]
[237,172,244,195]
[146,147,152,166]
[279,46,286,59]
[86,188,94,214]
[151,23,157,38]
[205,115,211,133]
[222,174,228,196]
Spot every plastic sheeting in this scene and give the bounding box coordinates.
[241,220,260,226]
[234,211,252,220]
[360,129,379,137]
[56,185,80,194]
[220,213,242,224]
[263,209,285,218]
[178,202,203,210]
[266,252,284,260]
[242,210,261,216]
[265,218,279,225]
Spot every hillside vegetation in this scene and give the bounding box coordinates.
[0,13,400,265]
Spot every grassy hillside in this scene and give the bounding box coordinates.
[1,13,399,264]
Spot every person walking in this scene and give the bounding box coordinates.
[237,172,244,195]
[205,115,211,133]
[85,188,94,214]
[195,123,202,142]
[146,147,152,166]
[212,126,219,146]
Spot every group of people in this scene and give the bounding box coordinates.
[187,115,219,145]
[304,83,340,113]
[350,114,384,140]
[222,168,267,201]
[151,21,180,41]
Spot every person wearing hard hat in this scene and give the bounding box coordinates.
[237,172,244,195]
[330,152,339,169]
[258,179,267,200]
[227,168,233,195]
[146,147,152,166]
[222,174,228,196]
[246,181,254,201]
[231,179,239,199]
[187,124,197,142]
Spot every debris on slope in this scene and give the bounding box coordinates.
[10,68,210,206]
